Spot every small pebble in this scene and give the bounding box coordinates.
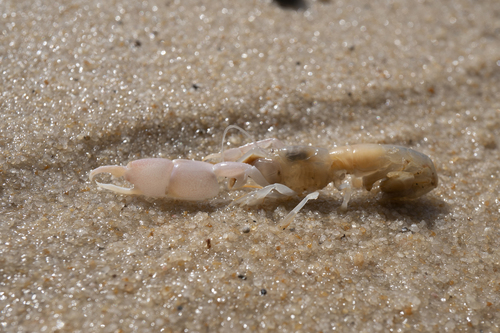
[241,225,251,233]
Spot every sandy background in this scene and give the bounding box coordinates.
[1,0,500,332]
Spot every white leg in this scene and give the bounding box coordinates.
[338,183,353,211]
[204,125,286,163]
[277,191,320,230]
[205,138,286,163]
[337,175,365,211]
[232,183,297,206]
[221,125,285,161]
[213,161,269,188]
[232,184,321,230]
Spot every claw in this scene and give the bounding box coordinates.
[89,165,127,181]
[89,165,140,195]
[89,159,175,197]
[94,181,142,195]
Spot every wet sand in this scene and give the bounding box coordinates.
[1,0,500,331]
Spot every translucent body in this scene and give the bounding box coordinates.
[90,126,438,230]
[328,144,438,199]
[207,128,438,228]
[214,141,438,200]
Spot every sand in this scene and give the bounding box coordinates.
[1,0,500,331]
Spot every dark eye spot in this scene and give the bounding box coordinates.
[286,149,309,161]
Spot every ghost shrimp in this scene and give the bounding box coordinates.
[205,126,439,229]
[89,158,269,201]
